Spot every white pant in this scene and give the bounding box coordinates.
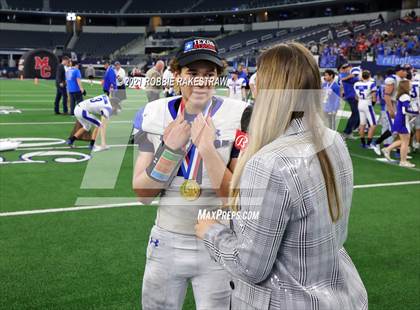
[142,225,231,310]
[358,102,376,126]
[74,105,101,131]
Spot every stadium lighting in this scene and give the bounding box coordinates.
[76,15,82,21]
[66,12,76,21]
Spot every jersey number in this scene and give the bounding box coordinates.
[356,85,368,99]
[411,84,419,99]
[89,97,103,103]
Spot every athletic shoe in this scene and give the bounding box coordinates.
[342,133,356,140]
[360,144,368,149]
[65,139,75,148]
[381,148,392,161]
[399,161,415,168]
[92,145,110,152]
[371,143,381,156]
[413,141,420,150]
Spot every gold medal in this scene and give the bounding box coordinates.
[180,180,201,201]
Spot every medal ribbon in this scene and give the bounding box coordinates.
[178,99,213,182]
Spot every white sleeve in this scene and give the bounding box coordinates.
[120,68,126,79]
[370,82,377,92]
[249,73,257,85]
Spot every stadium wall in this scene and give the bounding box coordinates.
[0,23,146,33]
[156,24,245,33]
[252,10,402,30]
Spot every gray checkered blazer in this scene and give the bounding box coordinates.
[204,118,368,310]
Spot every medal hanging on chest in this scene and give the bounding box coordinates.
[178,99,213,201]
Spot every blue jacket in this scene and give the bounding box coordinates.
[103,66,117,91]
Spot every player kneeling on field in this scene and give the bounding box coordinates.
[66,94,112,151]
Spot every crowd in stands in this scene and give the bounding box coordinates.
[308,17,419,63]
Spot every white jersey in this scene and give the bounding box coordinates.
[410,80,420,111]
[78,94,113,117]
[227,77,245,100]
[137,95,247,235]
[162,67,174,95]
[384,74,401,101]
[115,67,126,87]
[354,80,377,105]
[249,72,257,86]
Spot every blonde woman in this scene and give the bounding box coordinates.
[195,43,368,310]
[382,80,419,167]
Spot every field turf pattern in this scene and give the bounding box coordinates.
[0,79,419,309]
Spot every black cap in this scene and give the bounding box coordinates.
[176,38,223,68]
[394,64,407,72]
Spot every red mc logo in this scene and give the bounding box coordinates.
[34,56,51,78]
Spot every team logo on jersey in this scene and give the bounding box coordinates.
[34,56,51,78]
[184,39,217,53]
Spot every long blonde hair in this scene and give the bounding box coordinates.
[230,42,341,222]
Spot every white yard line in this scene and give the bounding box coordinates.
[0,201,154,217]
[0,180,419,217]
[350,152,420,172]
[17,144,135,151]
[354,180,420,189]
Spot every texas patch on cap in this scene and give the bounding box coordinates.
[177,38,223,68]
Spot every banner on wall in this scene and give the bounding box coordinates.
[376,55,420,68]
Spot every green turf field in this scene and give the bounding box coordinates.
[0,79,419,309]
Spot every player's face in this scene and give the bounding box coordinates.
[397,70,407,78]
[177,61,218,109]
[323,73,332,82]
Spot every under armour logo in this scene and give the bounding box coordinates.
[149,237,159,247]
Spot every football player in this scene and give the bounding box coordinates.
[226,70,246,101]
[132,38,248,310]
[66,94,112,151]
[354,70,377,148]
[408,68,420,149]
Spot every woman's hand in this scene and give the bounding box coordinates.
[191,113,216,154]
[195,218,219,239]
[164,112,191,150]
